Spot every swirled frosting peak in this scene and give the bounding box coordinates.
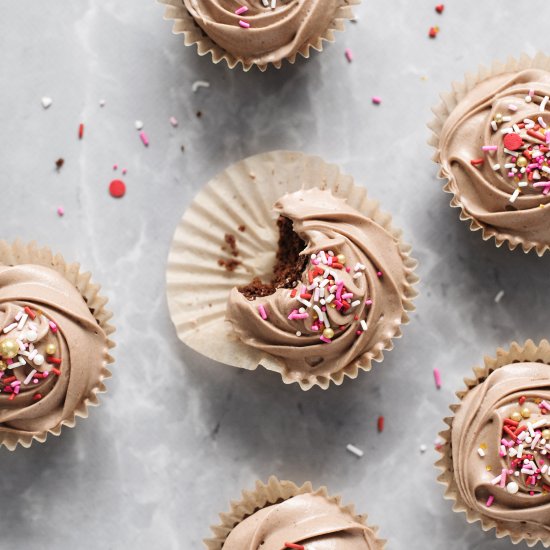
[438,68,550,249]
[222,494,379,549]
[184,0,345,66]
[0,264,108,439]
[451,362,550,541]
[225,189,411,384]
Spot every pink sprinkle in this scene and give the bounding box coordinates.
[482,145,498,152]
[239,20,250,28]
[169,116,179,127]
[529,88,535,97]
[372,96,382,105]
[499,469,507,488]
[508,103,518,111]
[320,336,332,344]
[49,321,58,333]
[258,304,268,320]
[365,299,373,306]
[434,368,442,389]
[345,267,351,273]
[546,130,550,144]
[540,400,550,411]
[139,131,149,146]
[376,271,383,278]
[486,495,495,507]
[356,330,362,335]
[235,5,248,14]
[345,48,353,63]
[113,164,118,170]
[122,168,127,175]
[57,206,64,217]
[341,292,353,300]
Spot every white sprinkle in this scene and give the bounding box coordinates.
[24,369,37,386]
[539,117,547,129]
[351,300,361,307]
[501,127,513,134]
[420,444,427,453]
[41,97,52,109]
[135,120,144,130]
[518,181,528,187]
[541,96,549,112]
[271,0,276,7]
[325,294,335,304]
[346,444,364,458]
[502,116,512,122]
[494,290,505,303]
[491,121,498,132]
[360,320,368,331]
[353,272,362,279]
[8,361,23,369]
[478,448,486,457]
[27,349,38,361]
[295,331,301,337]
[3,323,17,334]
[492,163,501,171]
[525,95,532,103]
[15,311,22,322]
[542,166,550,174]
[26,330,37,342]
[99,99,106,107]
[17,313,28,331]
[297,297,311,308]
[512,124,521,133]
[192,80,210,93]
[508,103,518,112]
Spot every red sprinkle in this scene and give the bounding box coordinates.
[78,123,84,140]
[503,133,524,150]
[429,26,439,38]
[109,179,126,198]
[284,544,305,550]
[24,306,36,320]
[470,158,485,166]
[46,357,62,365]
[519,396,526,405]
[33,393,42,401]
[377,416,385,433]
[51,368,61,376]
[435,4,444,13]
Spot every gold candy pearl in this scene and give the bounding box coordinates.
[494,113,503,123]
[45,343,57,356]
[336,254,346,264]
[323,328,335,340]
[521,407,531,419]
[516,156,528,168]
[0,339,19,359]
[542,429,550,441]
[0,360,6,371]
[510,412,523,422]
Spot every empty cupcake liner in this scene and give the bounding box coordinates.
[436,339,550,547]
[204,476,386,549]
[166,150,418,390]
[428,52,550,256]
[0,240,115,450]
[159,0,360,72]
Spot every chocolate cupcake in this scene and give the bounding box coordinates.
[205,477,385,549]
[160,0,360,71]
[437,339,550,546]
[166,151,418,390]
[0,242,114,450]
[430,54,550,255]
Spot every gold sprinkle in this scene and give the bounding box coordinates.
[486,465,493,472]
[480,443,488,450]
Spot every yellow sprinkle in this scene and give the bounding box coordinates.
[480,443,487,450]
[486,465,493,472]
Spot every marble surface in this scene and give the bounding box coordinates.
[1,1,550,548]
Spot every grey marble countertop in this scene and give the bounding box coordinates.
[1,1,550,549]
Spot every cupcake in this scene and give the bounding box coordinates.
[0,242,114,450]
[160,0,360,71]
[437,339,550,547]
[430,54,550,255]
[166,151,418,390]
[205,477,385,549]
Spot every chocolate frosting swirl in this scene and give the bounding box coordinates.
[225,189,411,385]
[438,68,550,249]
[183,0,342,66]
[0,265,108,438]
[451,363,550,540]
[222,494,379,549]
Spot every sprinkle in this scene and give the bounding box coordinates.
[372,96,382,105]
[49,321,58,333]
[470,158,485,167]
[346,443,364,458]
[192,80,211,93]
[320,336,332,344]
[420,444,427,453]
[109,179,126,198]
[284,544,305,550]
[234,5,248,14]
[57,206,64,217]
[24,369,37,386]
[258,304,268,320]
[345,48,353,63]
[3,323,17,334]
[139,131,149,147]
[509,188,521,203]
[477,448,485,457]
[17,314,28,331]
[434,367,442,389]
[360,320,368,331]
[428,26,439,38]
[99,99,106,107]
[486,495,495,507]
[239,20,250,28]
[482,145,498,152]
[377,416,384,433]
[492,163,501,171]
[134,120,144,130]
[494,290,504,303]
[24,307,36,320]
[169,116,178,127]
[508,103,518,112]
[78,123,84,140]
[435,4,444,13]
[41,97,52,109]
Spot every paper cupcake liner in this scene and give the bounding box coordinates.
[0,240,115,451]
[204,476,386,549]
[166,150,418,390]
[436,339,550,547]
[428,52,550,256]
[159,0,360,72]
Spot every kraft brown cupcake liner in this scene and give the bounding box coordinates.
[0,240,115,450]
[428,52,550,256]
[159,0,360,72]
[204,476,386,549]
[166,150,418,390]
[436,339,550,547]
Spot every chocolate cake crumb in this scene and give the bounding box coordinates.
[238,216,307,300]
[238,225,246,232]
[218,258,241,272]
[222,233,239,257]
[55,158,64,171]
